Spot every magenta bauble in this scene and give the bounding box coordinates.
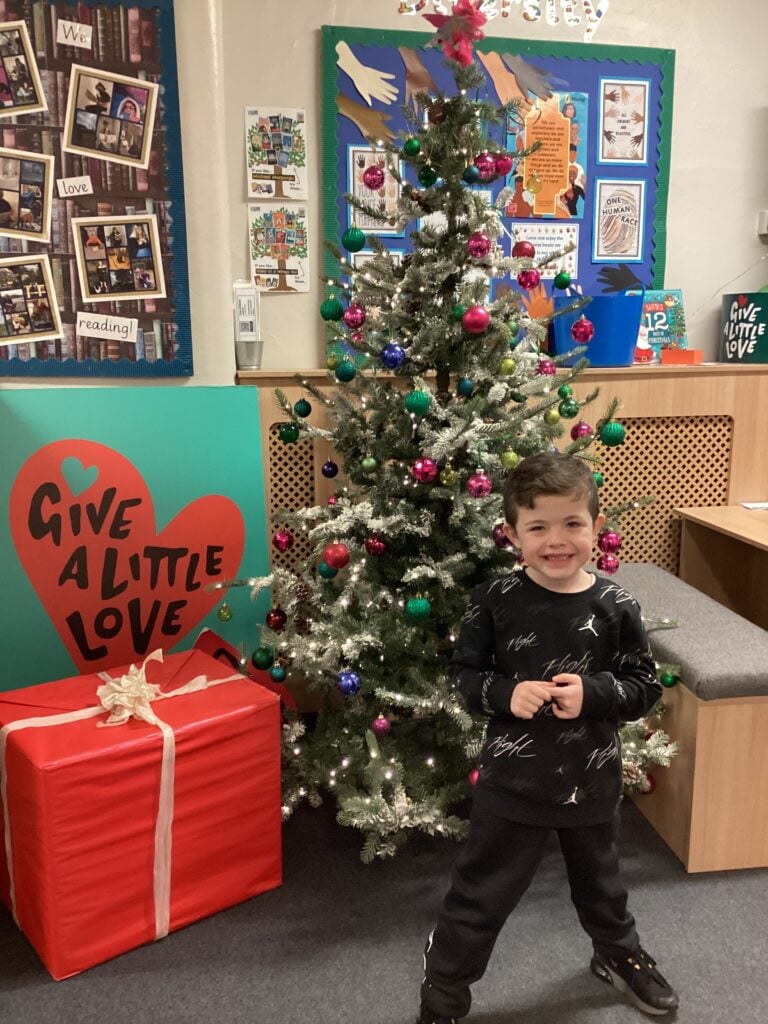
[537,358,557,376]
[517,269,541,290]
[596,552,620,575]
[512,240,535,258]
[272,529,294,553]
[571,316,595,343]
[468,767,480,787]
[462,305,490,334]
[323,542,350,569]
[365,535,387,556]
[495,153,514,176]
[473,151,497,180]
[327,496,338,505]
[467,231,491,258]
[492,523,513,548]
[411,457,439,484]
[467,471,493,497]
[372,715,391,737]
[342,303,366,329]
[362,165,385,190]
[597,529,622,554]
[570,420,594,441]
[266,607,288,632]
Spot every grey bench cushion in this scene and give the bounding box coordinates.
[613,563,768,700]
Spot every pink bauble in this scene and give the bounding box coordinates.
[537,358,557,376]
[372,715,391,737]
[323,542,350,569]
[328,496,338,505]
[467,471,493,497]
[350,330,364,345]
[512,240,535,258]
[596,552,620,575]
[517,269,541,290]
[272,529,294,553]
[467,231,491,258]
[473,152,497,181]
[462,305,490,334]
[362,165,385,190]
[570,420,594,441]
[597,529,622,554]
[495,153,514,176]
[343,303,366,329]
[365,535,387,556]
[412,457,439,484]
[492,523,512,548]
[468,767,480,787]
[571,316,595,343]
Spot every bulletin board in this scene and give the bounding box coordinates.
[0,0,190,377]
[322,25,674,300]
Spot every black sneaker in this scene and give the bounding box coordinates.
[416,1007,458,1024]
[591,947,679,1016]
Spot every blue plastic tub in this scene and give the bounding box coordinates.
[551,289,645,367]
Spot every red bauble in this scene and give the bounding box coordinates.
[362,165,385,190]
[272,529,294,552]
[266,607,288,632]
[323,542,350,569]
[571,316,595,343]
[411,457,439,484]
[343,303,366,329]
[462,305,490,334]
[570,420,594,441]
[467,471,493,497]
[517,269,541,290]
[495,153,514,176]
[473,152,497,181]
[597,529,622,554]
[467,231,491,258]
[365,535,387,556]
[512,240,536,258]
[372,715,391,737]
[468,767,480,787]
[645,772,657,794]
[537,358,557,376]
[596,552,620,575]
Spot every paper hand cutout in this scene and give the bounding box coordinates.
[596,264,646,294]
[336,41,398,107]
[475,51,532,117]
[500,54,554,102]
[398,47,437,112]
[336,93,396,142]
[520,282,554,322]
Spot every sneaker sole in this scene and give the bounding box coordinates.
[591,958,676,1017]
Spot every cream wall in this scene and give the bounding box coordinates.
[3,0,768,387]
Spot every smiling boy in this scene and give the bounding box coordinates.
[418,451,678,1024]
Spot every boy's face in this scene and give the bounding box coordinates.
[503,491,605,593]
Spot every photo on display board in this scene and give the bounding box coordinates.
[71,214,166,302]
[0,21,46,118]
[0,147,54,243]
[63,65,159,169]
[0,255,61,345]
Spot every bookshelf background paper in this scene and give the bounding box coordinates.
[0,0,190,378]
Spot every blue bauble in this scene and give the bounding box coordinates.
[380,342,406,369]
[318,561,338,579]
[337,670,361,696]
[269,665,287,682]
[457,377,474,397]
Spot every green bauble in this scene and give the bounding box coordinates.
[553,270,572,290]
[500,450,520,470]
[508,322,520,338]
[294,398,312,418]
[404,390,431,416]
[660,672,678,688]
[593,471,604,488]
[499,357,516,376]
[320,297,344,322]
[251,646,274,670]
[279,422,300,443]
[216,602,232,622]
[452,304,467,322]
[361,456,378,474]
[510,391,527,404]
[599,421,626,447]
[341,226,366,253]
[405,596,432,624]
[558,398,580,419]
[318,561,338,580]
[462,165,481,184]
[439,466,458,487]
[418,165,438,187]
[557,383,573,399]
[403,136,421,157]
[543,408,561,425]
[335,360,357,383]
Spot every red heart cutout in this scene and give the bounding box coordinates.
[738,294,747,307]
[10,439,245,673]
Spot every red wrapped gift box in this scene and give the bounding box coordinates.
[0,648,281,980]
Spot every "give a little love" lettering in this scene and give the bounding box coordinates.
[722,295,767,359]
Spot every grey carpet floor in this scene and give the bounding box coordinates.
[1,798,766,1024]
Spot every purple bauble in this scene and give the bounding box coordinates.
[596,553,620,575]
[462,305,490,334]
[372,715,391,736]
[365,535,387,556]
[597,529,622,554]
[362,165,385,190]
[517,269,541,290]
[337,670,361,696]
[272,529,294,553]
[343,303,366,329]
[571,316,595,343]
[321,459,339,478]
[495,153,514,176]
[467,231,491,259]
[537,358,557,376]
[492,523,513,549]
[467,471,493,497]
[380,342,406,369]
[473,151,497,181]
[412,457,439,484]
[570,420,594,441]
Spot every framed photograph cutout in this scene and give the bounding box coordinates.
[0,255,61,345]
[0,147,54,243]
[63,65,159,169]
[71,214,166,303]
[0,21,46,118]
[593,179,646,263]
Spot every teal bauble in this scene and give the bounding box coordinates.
[269,665,287,682]
[462,165,481,184]
[294,398,312,418]
[457,377,474,397]
[251,646,274,670]
[318,561,339,579]
[279,422,300,443]
[320,297,344,322]
[341,226,366,253]
[335,360,357,383]
[405,596,432,624]
[599,421,627,447]
[404,390,431,416]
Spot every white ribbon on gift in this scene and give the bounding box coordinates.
[0,650,242,940]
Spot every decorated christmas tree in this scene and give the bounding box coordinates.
[224,3,676,860]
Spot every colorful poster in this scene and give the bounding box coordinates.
[245,106,308,200]
[593,179,645,262]
[249,201,310,292]
[508,222,579,280]
[637,289,687,360]
[598,78,650,164]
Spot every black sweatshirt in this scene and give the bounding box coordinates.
[452,570,661,827]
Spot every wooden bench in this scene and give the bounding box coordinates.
[615,563,768,873]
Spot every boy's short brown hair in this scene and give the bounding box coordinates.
[503,451,600,526]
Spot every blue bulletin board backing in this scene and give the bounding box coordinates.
[322,25,674,303]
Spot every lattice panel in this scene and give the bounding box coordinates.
[268,423,316,570]
[597,416,733,573]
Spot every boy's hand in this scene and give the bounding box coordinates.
[510,681,554,719]
[550,673,584,718]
